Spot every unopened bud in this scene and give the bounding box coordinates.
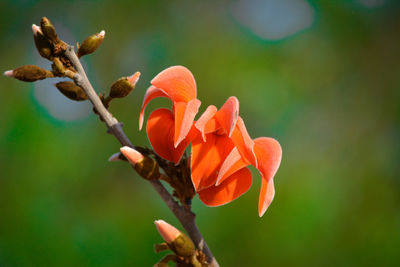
[154,220,196,257]
[109,72,140,99]
[55,81,88,101]
[40,17,60,44]
[32,24,53,60]
[120,146,160,180]
[4,65,53,82]
[77,30,105,58]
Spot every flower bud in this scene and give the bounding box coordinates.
[120,146,160,180]
[109,72,140,99]
[4,65,53,82]
[55,81,88,101]
[32,24,53,60]
[77,30,105,58]
[40,17,60,44]
[154,220,196,257]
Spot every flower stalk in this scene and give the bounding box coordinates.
[64,41,219,267]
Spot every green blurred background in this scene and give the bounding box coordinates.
[1,0,399,266]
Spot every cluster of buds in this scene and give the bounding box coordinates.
[4,17,88,100]
[4,17,140,110]
[154,220,207,267]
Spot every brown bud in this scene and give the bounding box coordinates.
[55,81,88,101]
[40,17,60,44]
[120,146,160,180]
[32,24,53,60]
[4,65,53,82]
[154,220,196,257]
[109,72,140,98]
[135,156,160,180]
[77,30,105,58]
[169,234,196,258]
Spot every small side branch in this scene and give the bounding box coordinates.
[64,46,219,267]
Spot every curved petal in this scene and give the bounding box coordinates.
[139,86,168,130]
[254,137,281,217]
[230,117,257,167]
[151,66,197,102]
[254,137,282,183]
[198,167,252,207]
[215,147,248,186]
[174,99,201,147]
[214,96,239,137]
[194,105,218,142]
[146,108,193,164]
[190,134,234,191]
[258,177,275,217]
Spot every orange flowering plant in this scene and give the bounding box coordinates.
[5,17,282,266]
[137,66,282,217]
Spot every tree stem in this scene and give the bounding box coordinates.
[64,46,219,267]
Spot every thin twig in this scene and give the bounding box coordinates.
[64,46,219,267]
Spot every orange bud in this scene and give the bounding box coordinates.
[120,146,144,165]
[155,220,181,244]
[120,146,160,180]
[154,220,196,257]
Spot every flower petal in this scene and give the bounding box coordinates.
[254,137,282,183]
[191,133,234,191]
[146,108,193,164]
[215,147,248,186]
[254,137,281,217]
[194,105,218,142]
[151,66,197,102]
[173,98,201,147]
[258,177,275,217]
[230,117,257,166]
[139,86,168,130]
[198,167,252,207]
[214,96,239,137]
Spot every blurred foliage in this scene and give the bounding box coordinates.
[0,0,399,266]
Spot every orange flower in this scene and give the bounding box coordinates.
[140,66,282,216]
[191,97,282,217]
[139,66,201,164]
